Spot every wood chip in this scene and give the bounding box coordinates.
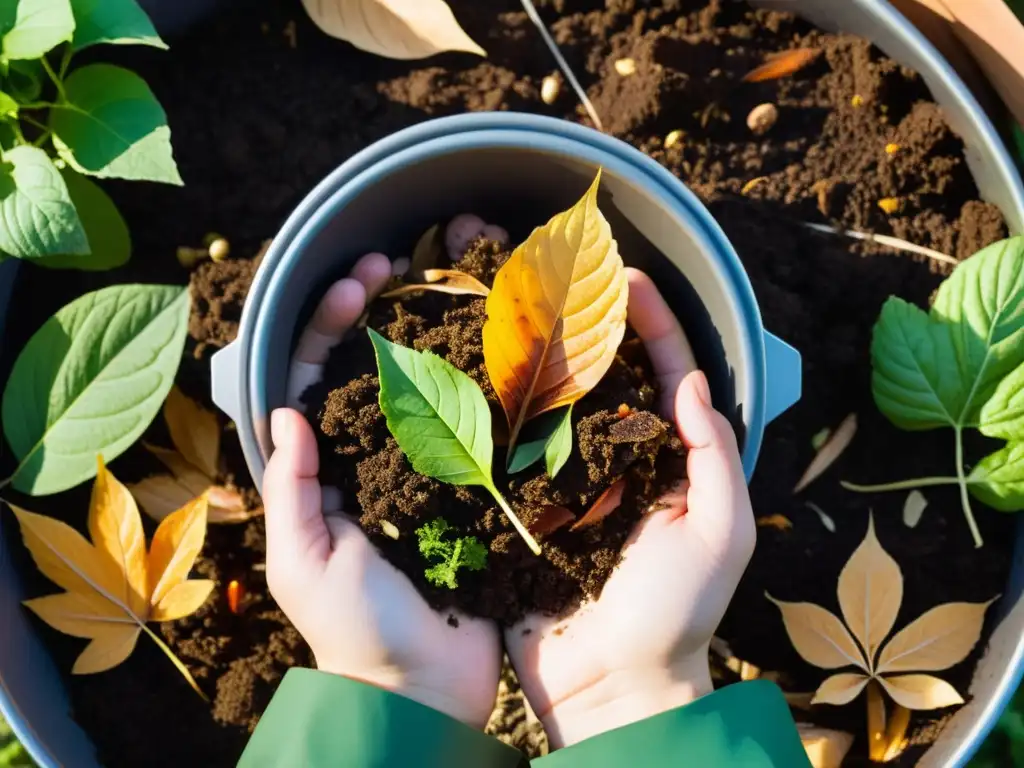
[742,48,820,82]
[541,74,560,104]
[877,197,902,214]
[902,490,928,528]
[571,479,626,531]
[794,413,857,493]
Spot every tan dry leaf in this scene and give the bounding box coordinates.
[812,673,870,706]
[903,490,928,528]
[15,460,212,691]
[765,594,867,671]
[301,0,485,60]
[743,48,820,82]
[484,170,629,452]
[875,599,995,675]
[571,478,627,531]
[837,515,902,670]
[794,413,857,492]
[380,268,491,299]
[409,223,444,278]
[797,724,855,768]
[165,386,220,478]
[877,674,964,710]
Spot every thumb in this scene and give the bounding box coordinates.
[263,409,331,590]
[674,372,754,561]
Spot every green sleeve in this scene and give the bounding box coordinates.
[238,668,525,768]
[534,680,811,768]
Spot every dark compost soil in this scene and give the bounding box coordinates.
[0,0,1014,766]
[302,239,684,625]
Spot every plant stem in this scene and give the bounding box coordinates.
[485,483,542,555]
[866,679,887,762]
[58,46,72,80]
[139,622,208,701]
[841,477,960,492]
[40,57,65,101]
[955,426,984,549]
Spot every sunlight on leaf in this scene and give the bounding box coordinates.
[811,673,869,706]
[380,268,490,298]
[875,600,995,675]
[877,674,964,710]
[765,594,867,671]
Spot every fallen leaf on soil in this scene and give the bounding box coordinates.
[15,458,211,694]
[767,516,995,752]
[128,387,252,524]
[570,478,626,531]
[756,513,793,531]
[529,505,576,536]
[409,223,444,279]
[381,268,491,299]
[742,48,820,82]
[301,0,485,60]
[798,724,854,768]
[483,170,628,453]
[902,490,928,528]
[794,413,857,492]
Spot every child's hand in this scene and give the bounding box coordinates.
[505,270,757,748]
[263,252,502,729]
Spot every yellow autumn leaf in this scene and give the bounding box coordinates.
[301,0,485,60]
[13,462,212,691]
[165,386,220,478]
[877,674,964,710]
[837,515,902,669]
[875,599,995,675]
[765,594,867,670]
[483,170,629,451]
[380,268,491,299]
[811,673,870,706]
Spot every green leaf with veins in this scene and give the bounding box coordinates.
[416,518,487,590]
[370,328,541,554]
[49,64,182,184]
[968,442,1024,512]
[69,0,166,51]
[0,0,75,61]
[0,145,88,259]
[507,405,573,478]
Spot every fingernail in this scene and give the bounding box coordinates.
[694,371,712,407]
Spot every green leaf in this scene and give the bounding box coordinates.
[507,405,573,478]
[0,121,15,151]
[0,91,17,118]
[0,145,88,259]
[0,0,75,61]
[2,283,190,495]
[49,64,181,184]
[5,59,42,102]
[870,297,963,429]
[979,361,1024,440]
[369,328,493,486]
[35,168,130,270]
[70,0,166,51]
[968,442,1024,512]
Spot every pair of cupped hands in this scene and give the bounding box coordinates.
[264,215,756,748]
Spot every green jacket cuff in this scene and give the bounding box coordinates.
[238,668,525,768]
[534,680,811,768]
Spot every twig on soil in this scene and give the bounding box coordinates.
[802,221,958,266]
[520,0,604,132]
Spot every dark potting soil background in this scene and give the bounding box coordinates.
[0,0,1015,766]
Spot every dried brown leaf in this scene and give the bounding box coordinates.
[529,505,576,536]
[838,515,902,669]
[743,48,820,82]
[765,593,867,671]
[380,268,491,299]
[571,479,626,531]
[875,599,995,675]
[794,413,857,492]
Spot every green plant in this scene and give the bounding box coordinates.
[0,0,179,271]
[416,519,487,590]
[507,405,573,478]
[0,714,34,768]
[843,236,1024,547]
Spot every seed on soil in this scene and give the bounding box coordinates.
[208,238,231,262]
[226,580,243,614]
[851,94,864,107]
[756,514,793,531]
[176,246,205,268]
[902,490,928,528]
[664,129,684,149]
[877,197,902,214]
[741,176,768,195]
[613,58,636,76]
[616,403,631,418]
[380,520,400,539]
[794,413,857,493]
[885,142,900,155]
[540,75,560,104]
[746,103,778,135]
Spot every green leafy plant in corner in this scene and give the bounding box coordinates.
[416,518,487,590]
[369,328,542,555]
[0,0,179,271]
[843,236,1024,547]
[507,405,573,478]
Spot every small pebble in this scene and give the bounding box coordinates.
[877,197,902,214]
[208,237,230,262]
[380,520,400,540]
[391,256,410,277]
[664,129,684,149]
[445,213,486,261]
[480,224,509,245]
[614,58,636,76]
[746,103,778,135]
[540,75,561,104]
[885,142,900,155]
